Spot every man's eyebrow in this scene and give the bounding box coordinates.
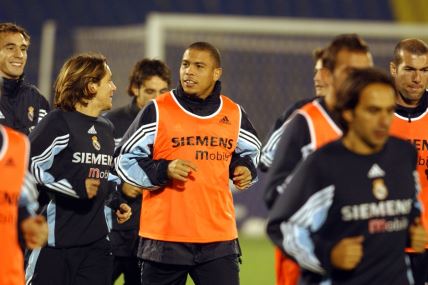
[3,43,16,47]
[2,42,28,48]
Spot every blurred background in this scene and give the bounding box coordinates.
[3,1,428,283]
[3,0,428,140]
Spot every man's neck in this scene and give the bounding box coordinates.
[342,132,382,155]
[396,92,422,108]
[324,92,335,112]
[75,104,100,117]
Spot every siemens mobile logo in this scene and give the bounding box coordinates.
[72,152,113,166]
[408,139,428,151]
[0,191,19,225]
[0,191,19,206]
[341,199,412,221]
[341,199,413,234]
[171,136,234,161]
[171,136,234,150]
[88,168,110,179]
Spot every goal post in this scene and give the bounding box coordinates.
[69,13,428,140]
[144,13,428,140]
[145,12,428,60]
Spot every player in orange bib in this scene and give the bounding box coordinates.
[389,38,428,285]
[264,34,373,285]
[114,42,261,285]
[268,67,427,285]
[0,77,47,285]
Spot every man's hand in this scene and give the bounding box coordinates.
[116,203,132,224]
[167,159,197,182]
[232,166,252,190]
[21,215,48,249]
[410,218,427,253]
[85,178,100,199]
[122,182,143,198]
[331,236,364,270]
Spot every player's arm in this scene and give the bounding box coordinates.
[406,182,426,253]
[230,106,261,189]
[36,90,50,124]
[409,217,427,253]
[408,147,427,252]
[267,154,334,275]
[260,98,313,171]
[114,102,171,189]
[263,114,311,209]
[29,111,86,199]
[260,114,294,171]
[104,180,133,224]
[18,171,48,249]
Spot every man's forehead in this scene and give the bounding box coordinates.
[315,59,324,69]
[0,32,29,46]
[143,76,169,88]
[359,84,395,106]
[399,50,428,65]
[182,49,212,62]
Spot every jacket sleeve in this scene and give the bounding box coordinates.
[17,172,40,251]
[229,106,261,183]
[114,102,170,189]
[29,111,85,199]
[260,112,297,171]
[260,98,315,171]
[37,92,50,124]
[263,113,311,209]
[18,171,39,219]
[267,154,334,275]
[409,147,423,224]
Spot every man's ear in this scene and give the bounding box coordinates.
[131,86,139,97]
[213,68,222,81]
[390,62,397,77]
[88,82,98,94]
[343,109,353,124]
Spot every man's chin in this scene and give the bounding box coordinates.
[182,88,198,97]
[102,104,112,112]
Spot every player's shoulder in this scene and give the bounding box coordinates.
[1,124,28,141]
[284,111,310,132]
[293,97,316,110]
[306,140,348,167]
[20,81,46,99]
[387,135,416,155]
[104,104,128,121]
[42,108,63,121]
[29,109,68,138]
[275,97,316,125]
[97,114,115,131]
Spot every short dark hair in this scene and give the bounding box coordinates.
[0,22,30,43]
[323,34,369,72]
[312,47,328,67]
[127,59,171,97]
[187,42,221,67]
[392,38,428,65]
[312,47,325,61]
[54,52,107,111]
[335,67,395,132]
